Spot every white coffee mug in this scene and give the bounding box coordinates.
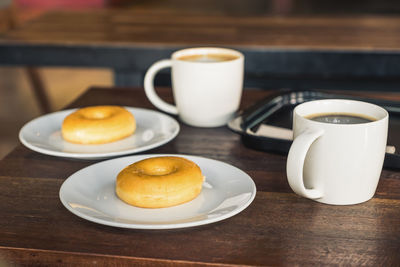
[286,99,388,205]
[144,47,244,127]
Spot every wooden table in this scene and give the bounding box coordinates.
[1,87,400,266]
[1,8,400,90]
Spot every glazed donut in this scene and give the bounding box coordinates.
[116,156,204,208]
[62,106,136,144]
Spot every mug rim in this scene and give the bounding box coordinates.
[294,99,389,126]
[171,47,244,63]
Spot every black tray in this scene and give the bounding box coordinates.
[228,90,400,170]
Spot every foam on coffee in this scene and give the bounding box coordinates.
[177,53,239,63]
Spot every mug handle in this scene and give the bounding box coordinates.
[286,128,324,199]
[144,59,178,115]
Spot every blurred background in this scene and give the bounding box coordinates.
[1,0,400,158]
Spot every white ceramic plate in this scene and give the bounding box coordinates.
[19,107,180,159]
[59,154,256,229]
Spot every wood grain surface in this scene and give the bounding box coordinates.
[2,9,400,51]
[0,87,399,266]
[2,9,400,89]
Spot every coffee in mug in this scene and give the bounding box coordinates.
[305,112,376,124]
[286,99,388,205]
[144,47,244,127]
[177,53,239,63]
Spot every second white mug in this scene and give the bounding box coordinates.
[286,99,389,205]
[144,47,244,127]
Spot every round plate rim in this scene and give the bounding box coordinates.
[59,154,257,230]
[18,107,180,159]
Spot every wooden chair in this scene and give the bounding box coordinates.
[0,1,52,113]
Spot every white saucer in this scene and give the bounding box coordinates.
[19,107,180,159]
[59,154,256,229]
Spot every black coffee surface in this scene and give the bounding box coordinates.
[306,113,375,124]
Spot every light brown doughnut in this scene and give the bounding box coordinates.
[61,106,136,144]
[116,156,204,208]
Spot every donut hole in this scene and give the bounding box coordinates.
[139,163,177,176]
[81,108,114,120]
